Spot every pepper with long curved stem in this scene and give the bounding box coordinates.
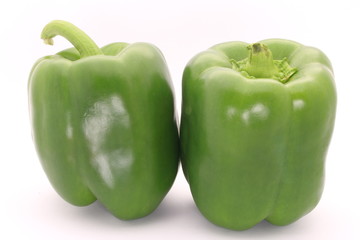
[29,20,179,219]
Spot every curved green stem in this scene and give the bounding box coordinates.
[41,20,103,58]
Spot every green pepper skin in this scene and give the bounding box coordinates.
[29,42,179,219]
[180,39,336,230]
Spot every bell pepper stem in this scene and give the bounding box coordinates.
[243,43,278,79]
[41,20,103,58]
[231,43,297,83]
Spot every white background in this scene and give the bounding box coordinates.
[1,0,359,239]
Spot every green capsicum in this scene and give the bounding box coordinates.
[180,39,336,230]
[28,20,179,219]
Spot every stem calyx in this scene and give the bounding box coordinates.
[231,43,297,83]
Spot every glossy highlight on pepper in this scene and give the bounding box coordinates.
[28,20,179,219]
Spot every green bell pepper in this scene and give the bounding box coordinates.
[28,20,179,219]
[180,39,336,230]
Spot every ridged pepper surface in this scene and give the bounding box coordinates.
[180,39,336,230]
[29,20,179,219]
